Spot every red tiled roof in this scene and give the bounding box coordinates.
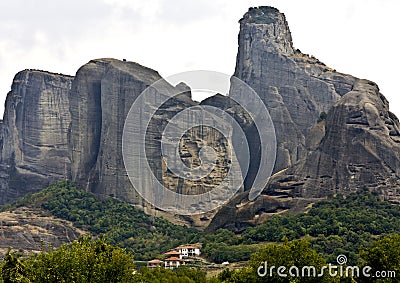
[179,245,197,249]
[148,259,163,263]
[164,251,181,255]
[165,257,182,261]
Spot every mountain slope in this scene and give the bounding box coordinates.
[1,181,200,260]
[0,206,85,258]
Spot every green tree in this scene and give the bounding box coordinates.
[1,236,135,283]
[221,240,334,283]
[1,250,29,283]
[360,234,400,282]
[132,266,207,283]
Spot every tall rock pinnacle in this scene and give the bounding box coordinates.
[233,6,356,174]
[237,6,294,69]
[209,7,400,231]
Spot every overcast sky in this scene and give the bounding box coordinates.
[0,0,399,117]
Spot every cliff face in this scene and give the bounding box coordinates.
[285,79,400,198]
[234,6,356,172]
[208,7,400,231]
[0,59,236,225]
[68,59,235,215]
[68,58,171,203]
[0,70,72,204]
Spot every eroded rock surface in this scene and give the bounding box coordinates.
[208,7,400,231]
[234,6,357,172]
[0,70,72,204]
[0,207,85,257]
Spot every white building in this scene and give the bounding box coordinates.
[164,250,183,259]
[177,245,201,258]
[147,259,164,268]
[164,257,185,269]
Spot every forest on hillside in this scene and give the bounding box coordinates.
[1,182,400,281]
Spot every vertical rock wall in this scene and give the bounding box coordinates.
[234,6,356,172]
[0,70,72,204]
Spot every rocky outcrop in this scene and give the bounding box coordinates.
[208,7,400,231]
[234,6,356,173]
[0,59,237,225]
[278,80,400,198]
[68,58,171,203]
[209,79,400,231]
[68,59,240,222]
[0,70,72,204]
[0,206,85,257]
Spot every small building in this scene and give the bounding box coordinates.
[177,245,201,257]
[164,250,182,259]
[147,259,164,268]
[164,256,185,269]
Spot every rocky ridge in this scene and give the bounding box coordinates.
[0,59,234,227]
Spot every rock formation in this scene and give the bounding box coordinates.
[68,58,173,203]
[234,6,357,173]
[68,59,235,217]
[0,206,85,257]
[0,59,235,227]
[0,70,72,204]
[279,80,400,198]
[0,6,399,233]
[208,7,400,231]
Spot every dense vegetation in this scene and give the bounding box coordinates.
[215,235,400,282]
[1,181,200,260]
[0,236,207,283]
[1,181,400,281]
[1,236,135,283]
[202,229,261,264]
[202,193,400,264]
[1,235,398,282]
[2,181,400,264]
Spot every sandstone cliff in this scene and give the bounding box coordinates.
[208,7,400,231]
[234,6,356,173]
[0,70,72,204]
[68,58,171,203]
[0,60,235,227]
[68,59,235,218]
